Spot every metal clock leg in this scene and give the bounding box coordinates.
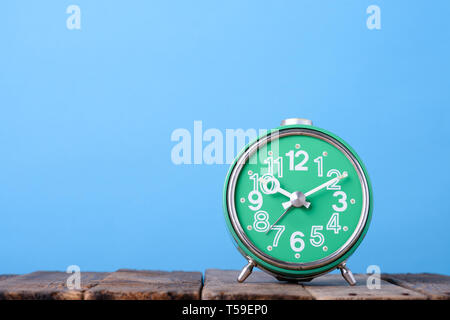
[237,259,256,283]
[338,262,356,286]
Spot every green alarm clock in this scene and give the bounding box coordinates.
[223,118,372,285]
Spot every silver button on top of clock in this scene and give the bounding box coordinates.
[280,118,313,126]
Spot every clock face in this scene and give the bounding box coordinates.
[226,128,370,270]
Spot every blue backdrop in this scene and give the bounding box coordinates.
[1,1,449,275]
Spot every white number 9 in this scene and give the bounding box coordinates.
[248,190,263,211]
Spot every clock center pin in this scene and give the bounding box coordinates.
[289,191,308,208]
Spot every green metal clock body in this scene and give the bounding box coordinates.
[223,119,373,284]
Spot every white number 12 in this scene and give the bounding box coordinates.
[286,150,309,171]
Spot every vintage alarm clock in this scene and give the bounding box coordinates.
[223,118,372,285]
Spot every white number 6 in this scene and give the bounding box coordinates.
[290,231,305,252]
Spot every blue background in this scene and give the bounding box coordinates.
[1,1,449,275]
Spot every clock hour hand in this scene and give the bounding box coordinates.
[259,175,311,209]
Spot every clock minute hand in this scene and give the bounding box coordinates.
[281,171,348,209]
[304,171,348,197]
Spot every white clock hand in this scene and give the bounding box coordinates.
[275,185,292,199]
[265,204,293,234]
[281,171,348,208]
[259,176,311,208]
[305,171,348,197]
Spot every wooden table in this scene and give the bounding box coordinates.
[0,269,448,300]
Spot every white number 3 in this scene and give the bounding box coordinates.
[332,191,347,212]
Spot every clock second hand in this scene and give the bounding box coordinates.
[265,204,292,234]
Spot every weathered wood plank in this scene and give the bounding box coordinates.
[0,271,110,300]
[202,269,313,300]
[382,273,450,300]
[1,270,447,300]
[303,273,427,300]
[0,275,17,282]
[84,269,202,300]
